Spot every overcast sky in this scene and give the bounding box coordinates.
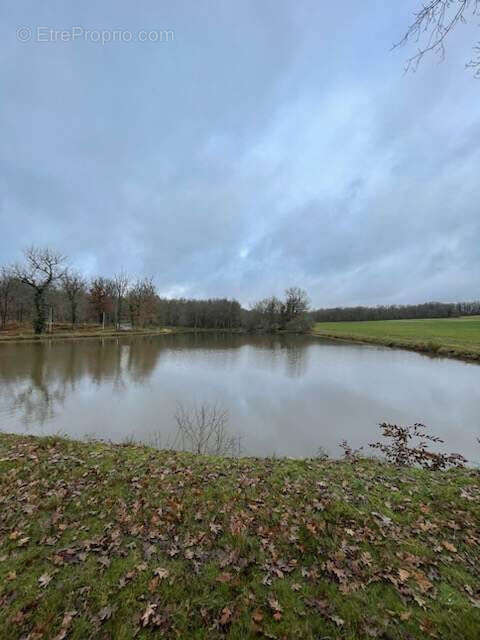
[1,1,479,307]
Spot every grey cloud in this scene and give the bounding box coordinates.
[0,0,478,307]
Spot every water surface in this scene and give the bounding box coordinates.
[1,334,479,459]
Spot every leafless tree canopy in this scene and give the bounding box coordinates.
[112,271,130,329]
[250,287,311,331]
[173,402,242,456]
[284,287,310,320]
[3,248,477,333]
[61,270,86,326]
[397,0,480,76]
[12,247,67,334]
[0,267,15,329]
[128,277,157,328]
[13,247,67,291]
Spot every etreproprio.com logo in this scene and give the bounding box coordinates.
[16,26,175,45]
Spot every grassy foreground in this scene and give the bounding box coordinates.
[1,434,479,639]
[312,316,480,362]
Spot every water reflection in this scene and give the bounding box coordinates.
[0,334,478,460]
[0,334,308,426]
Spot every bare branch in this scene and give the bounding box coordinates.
[173,402,241,456]
[11,246,67,333]
[369,422,467,469]
[112,270,130,329]
[61,270,86,326]
[12,246,67,292]
[395,0,480,75]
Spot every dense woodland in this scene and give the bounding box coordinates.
[312,301,480,323]
[0,248,478,334]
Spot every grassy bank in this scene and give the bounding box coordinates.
[312,316,480,362]
[0,434,479,639]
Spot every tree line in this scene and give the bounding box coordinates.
[0,247,311,334]
[312,301,480,323]
[2,247,477,334]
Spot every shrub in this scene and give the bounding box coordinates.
[173,402,242,456]
[285,315,314,332]
[338,439,364,463]
[425,340,441,353]
[369,422,466,470]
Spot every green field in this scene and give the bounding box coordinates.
[312,316,480,361]
[1,433,479,639]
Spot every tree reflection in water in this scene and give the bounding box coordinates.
[1,336,180,425]
[0,334,310,429]
[0,334,478,460]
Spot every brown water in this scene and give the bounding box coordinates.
[0,333,479,460]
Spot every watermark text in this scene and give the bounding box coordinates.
[16,26,175,45]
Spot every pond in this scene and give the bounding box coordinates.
[0,333,479,461]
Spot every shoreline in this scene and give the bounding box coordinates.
[310,329,480,364]
[1,324,479,365]
[0,326,244,344]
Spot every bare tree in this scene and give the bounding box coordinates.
[0,267,15,329]
[12,247,67,334]
[88,277,114,325]
[284,287,310,322]
[173,402,242,456]
[248,296,283,331]
[128,277,157,327]
[112,271,129,329]
[61,270,86,327]
[397,0,480,76]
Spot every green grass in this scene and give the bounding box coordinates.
[1,434,479,639]
[312,316,480,361]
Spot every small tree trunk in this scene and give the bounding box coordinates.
[116,298,122,329]
[33,289,46,334]
[0,302,7,329]
[71,301,77,327]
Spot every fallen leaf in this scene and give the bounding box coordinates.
[39,573,52,588]
[219,607,232,625]
[153,567,169,579]
[98,556,111,568]
[252,610,264,623]
[210,522,222,535]
[413,594,426,609]
[398,569,410,582]
[53,610,77,640]
[268,598,282,612]
[10,610,25,625]
[216,572,232,583]
[141,603,157,627]
[414,571,433,593]
[148,577,159,592]
[98,605,113,622]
